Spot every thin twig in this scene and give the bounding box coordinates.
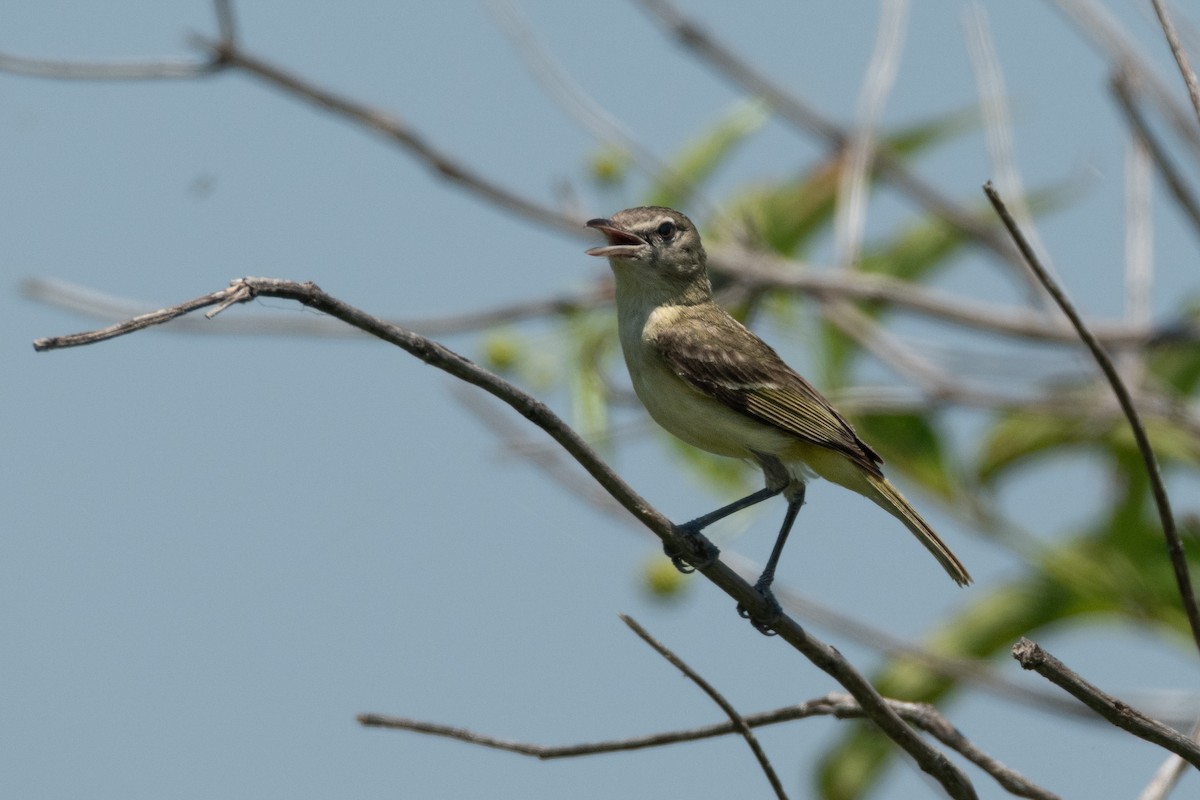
[0,51,219,80]
[620,615,788,800]
[1012,638,1200,768]
[1050,0,1200,160]
[1151,0,1200,131]
[21,277,611,338]
[1111,70,1200,245]
[485,0,704,212]
[33,277,977,800]
[213,0,238,45]
[710,248,1173,345]
[190,37,581,236]
[985,182,1200,658]
[1137,719,1200,800]
[361,691,1060,800]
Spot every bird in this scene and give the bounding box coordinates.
[585,206,970,630]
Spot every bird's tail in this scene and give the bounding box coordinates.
[861,473,972,586]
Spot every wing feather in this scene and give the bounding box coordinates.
[652,308,882,476]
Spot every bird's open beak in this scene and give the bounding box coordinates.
[586,218,647,259]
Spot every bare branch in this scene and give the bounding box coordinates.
[485,0,704,212]
[984,182,1200,657]
[188,37,581,236]
[1012,638,1200,768]
[620,615,788,800]
[711,247,1174,345]
[361,691,1059,800]
[1151,0,1200,131]
[21,277,611,338]
[213,0,238,46]
[1111,71,1200,245]
[0,50,219,80]
[1050,0,1200,160]
[33,277,977,799]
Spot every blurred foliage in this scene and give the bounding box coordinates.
[494,99,1200,799]
[642,554,692,600]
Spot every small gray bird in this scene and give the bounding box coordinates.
[586,206,970,629]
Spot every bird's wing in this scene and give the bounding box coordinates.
[652,309,883,475]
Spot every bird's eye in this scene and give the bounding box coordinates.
[656,220,677,239]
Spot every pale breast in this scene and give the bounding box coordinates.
[619,304,796,459]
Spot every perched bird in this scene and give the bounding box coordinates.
[586,206,970,629]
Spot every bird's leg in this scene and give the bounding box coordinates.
[679,486,780,533]
[738,484,806,635]
[666,486,780,573]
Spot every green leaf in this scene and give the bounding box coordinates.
[716,158,844,255]
[714,107,980,258]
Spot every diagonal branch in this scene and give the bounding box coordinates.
[191,37,581,236]
[1012,638,1200,768]
[984,182,1200,658]
[1150,0,1200,132]
[620,615,787,800]
[1050,0,1200,161]
[1111,70,1200,246]
[33,277,977,800]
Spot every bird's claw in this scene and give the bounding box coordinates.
[664,524,720,574]
[736,583,783,636]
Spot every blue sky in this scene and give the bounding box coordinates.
[5,2,1200,798]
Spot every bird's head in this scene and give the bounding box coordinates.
[586,207,708,287]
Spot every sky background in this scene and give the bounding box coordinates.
[5,2,1200,798]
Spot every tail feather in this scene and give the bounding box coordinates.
[862,474,972,586]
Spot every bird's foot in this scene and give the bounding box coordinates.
[736,581,783,636]
[664,523,720,574]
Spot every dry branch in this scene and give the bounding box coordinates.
[1151,0,1200,132]
[620,615,787,800]
[361,690,1060,800]
[984,182,1200,657]
[33,277,977,799]
[1012,638,1200,769]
